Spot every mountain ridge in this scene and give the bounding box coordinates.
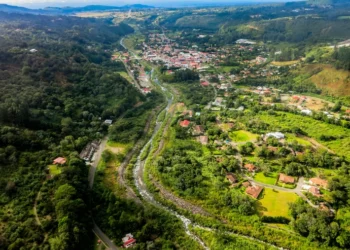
[0,4,154,15]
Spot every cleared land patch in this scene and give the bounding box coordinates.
[258,188,298,218]
[254,172,278,185]
[48,165,61,176]
[230,130,257,142]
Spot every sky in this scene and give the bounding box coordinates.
[0,0,295,8]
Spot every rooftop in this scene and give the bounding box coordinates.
[279,173,295,184]
[246,185,263,199]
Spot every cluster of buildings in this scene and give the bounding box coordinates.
[143,41,217,70]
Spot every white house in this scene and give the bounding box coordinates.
[301,109,312,116]
[266,132,285,140]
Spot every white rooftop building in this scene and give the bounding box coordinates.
[266,132,285,140]
[301,109,312,116]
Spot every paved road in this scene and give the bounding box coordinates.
[89,137,108,188]
[93,223,119,250]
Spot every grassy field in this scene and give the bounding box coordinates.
[258,188,298,218]
[117,71,133,83]
[230,130,258,142]
[258,111,350,159]
[271,60,299,66]
[299,64,350,97]
[48,165,61,176]
[254,172,278,185]
[285,133,312,146]
[311,167,337,178]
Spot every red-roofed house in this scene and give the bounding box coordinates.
[201,81,209,87]
[246,185,263,199]
[122,234,136,248]
[180,120,190,128]
[279,173,295,184]
[193,125,205,135]
[142,88,152,94]
[309,178,328,189]
[309,186,321,197]
[226,173,237,184]
[244,163,256,172]
[53,157,66,165]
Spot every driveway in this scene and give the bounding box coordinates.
[89,137,108,188]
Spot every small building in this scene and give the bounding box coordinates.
[53,157,66,165]
[180,120,190,128]
[301,109,312,116]
[197,135,208,145]
[309,186,321,197]
[244,163,256,172]
[29,49,38,53]
[142,88,152,94]
[104,119,113,125]
[242,181,251,188]
[226,173,237,184]
[279,173,295,184]
[79,141,99,162]
[309,177,328,189]
[193,125,205,135]
[182,110,193,118]
[246,185,263,199]
[122,234,136,248]
[266,132,285,140]
[201,81,209,87]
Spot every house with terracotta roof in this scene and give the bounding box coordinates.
[309,186,321,197]
[226,173,237,184]
[197,135,208,145]
[182,110,193,118]
[309,177,328,189]
[201,81,209,87]
[53,157,66,165]
[193,125,205,135]
[242,181,251,188]
[279,173,295,184]
[246,185,263,199]
[244,163,256,172]
[179,120,190,128]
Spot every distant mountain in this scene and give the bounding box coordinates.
[0,4,154,15]
[0,4,48,14]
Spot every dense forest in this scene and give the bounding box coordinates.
[161,1,350,45]
[0,12,141,249]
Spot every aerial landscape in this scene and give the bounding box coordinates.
[0,0,350,249]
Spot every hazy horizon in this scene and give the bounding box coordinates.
[0,0,301,8]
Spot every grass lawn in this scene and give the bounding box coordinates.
[258,188,298,218]
[271,60,299,66]
[254,172,278,185]
[117,71,133,83]
[311,167,337,178]
[48,165,61,176]
[230,130,257,142]
[285,133,312,146]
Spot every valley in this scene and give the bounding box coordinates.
[1,1,350,250]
